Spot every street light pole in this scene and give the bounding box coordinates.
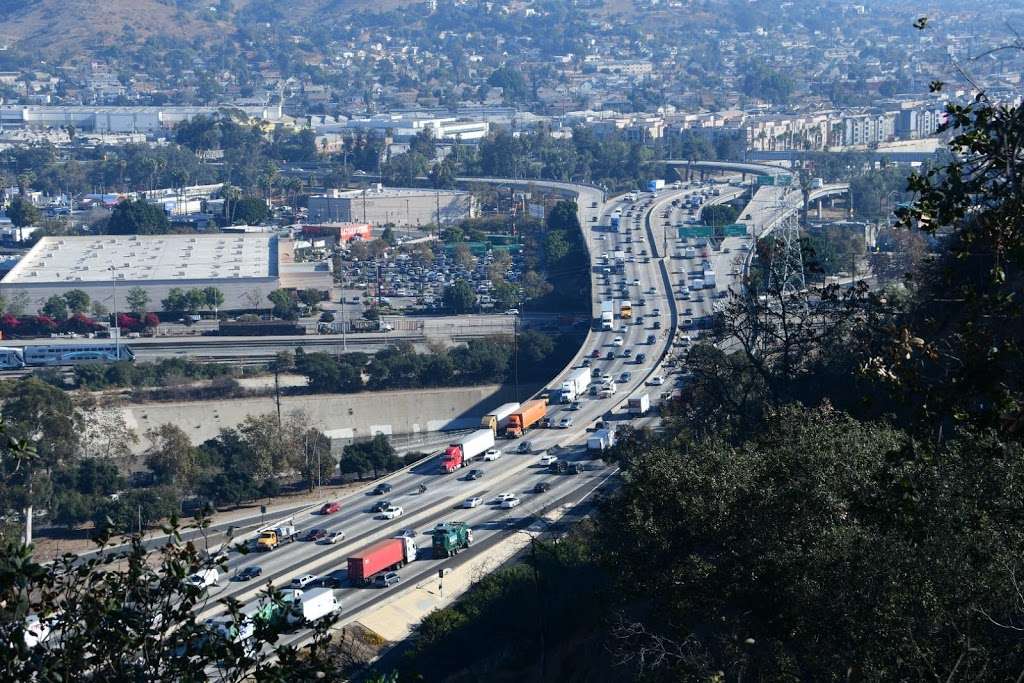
[108,265,120,358]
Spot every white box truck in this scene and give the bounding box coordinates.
[587,428,616,452]
[600,300,614,330]
[628,394,651,417]
[647,179,665,192]
[186,568,221,590]
[287,587,340,626]
[561,367,591,403]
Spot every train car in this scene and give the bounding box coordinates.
[0,347,26,369]
[23,343,135,366]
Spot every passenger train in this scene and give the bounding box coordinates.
[0,343,135,369]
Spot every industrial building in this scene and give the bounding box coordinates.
[0,234,332,314]
[308,187,476,227]
[302,223,373,243]
[0,104,283,133]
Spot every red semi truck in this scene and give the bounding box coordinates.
[347,536,419,586]
[440,429,495,473]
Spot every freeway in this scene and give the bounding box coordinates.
[180,177,749,661]
[20,176,753,669]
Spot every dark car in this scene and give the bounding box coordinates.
[605,351,615,360]
[318,569,348,589]
[533,482,552,494]
[372,483,393,495]
[302,528,327,542]
[234,566,263,582]
[466,469,484,480]
[647,335,657,344]
[371,500,393,513]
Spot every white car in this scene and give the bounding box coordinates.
[318,530,346,545]
[612,337,624,347]
[504,309,519,315]
[463,497,483,509]
[538,454,558,466]
[483,449,503,461]
[381,506,404,520]
[290,574,317,589]
[648,376,665,386]
[558,416,574,429]
[496,493,517,502]
[500,496,521,509]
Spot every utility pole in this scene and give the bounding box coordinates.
[109,265,120,358]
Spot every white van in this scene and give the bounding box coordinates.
[186,568,221,590]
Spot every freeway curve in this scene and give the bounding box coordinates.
[179,176,751,661]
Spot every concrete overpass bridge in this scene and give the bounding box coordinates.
[663,159,789,182]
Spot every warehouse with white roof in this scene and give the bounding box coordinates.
[0,234,332,314]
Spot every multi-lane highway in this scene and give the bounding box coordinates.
[185,176,753,658]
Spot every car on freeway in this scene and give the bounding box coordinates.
[591,349,601,358]
[290,574,317,590]
[570,401,582,411]
[504,309,519,315]
[622,348,633,357]
[647,334,657,344]
[463,497,483,509]
[318,530,346,545]
[496,493,517,503]
[601,371,613,382]
[319,569,347,589]
[558,416,574,429]
[619,372,632,383]
[518,441,534,453]
[648,376,665,386]
[638,298,647,306]
[533,482,552,494]
[234,566,263,582]
[652,309,661,317]
[648,287,657,294]
[319,501,341,515]
[581,358,591,367]
[380,505,404,520]
[538,454,558,466]
[483,449,503,461]
[302,529,327,543]
[466,468,485,480]
[653,321,662,329]
[605,351,615,360]
[374,571,401,588]
[612,337,624,347]
[500,496,522,509]
[636,353,647,363]
[372,483,393,495]
[371,500,392,513]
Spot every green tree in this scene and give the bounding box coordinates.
[230,197,269,225]
[125,286,151,314]
[442,279,476,313]
[107,198,170,235]
[268,289,298,320]
[700,203,739,226]
[6,195,40,228]
[546,200,580,233]
[62,289,91,315]
[201,286,224,312]
[161,287,189,312]
[41,295,68,321]
[144,423,200,493]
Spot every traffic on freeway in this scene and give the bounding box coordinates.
[182,176,751,658]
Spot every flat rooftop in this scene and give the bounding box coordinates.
[321,187,466,199]
[3,234,277,285]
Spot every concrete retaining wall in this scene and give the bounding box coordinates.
[119,384,517,453]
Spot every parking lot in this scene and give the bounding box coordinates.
[333,240,526,316]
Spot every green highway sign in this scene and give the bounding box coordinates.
[721,224,748,237]
[678,226,714,238]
